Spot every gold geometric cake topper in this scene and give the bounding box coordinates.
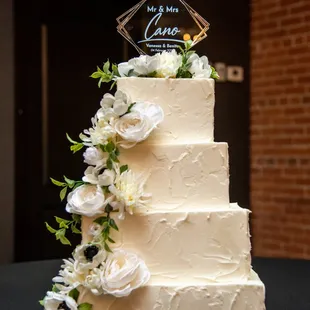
[116,0,210,55]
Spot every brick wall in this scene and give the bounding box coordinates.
[251,0,310,259]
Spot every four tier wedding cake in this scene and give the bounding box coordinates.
[41,41,266,310]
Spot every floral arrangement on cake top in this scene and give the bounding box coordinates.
[90,40,219,88]
[40,75,164,309]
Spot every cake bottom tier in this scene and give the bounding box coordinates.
[79,271,266,310]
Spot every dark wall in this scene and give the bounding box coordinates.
[0,0,14,264]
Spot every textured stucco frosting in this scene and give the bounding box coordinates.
[82,204,251,284]
[79,270,266,310]
[119,142,230,210]
[116,77,215,144]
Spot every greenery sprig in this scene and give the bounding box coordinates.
[90,59,119,89]
[50,176,84,201]
[99,141,119,170]
[66,133,85,154]
[45,214,81,246]
[94,204,119,253]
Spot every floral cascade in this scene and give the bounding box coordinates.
[40,42,218,310]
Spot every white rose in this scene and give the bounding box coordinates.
[188,53,212,78]
[73,244,107,273]
[112,101,164,149]
[82,166,99,184]
[66,184,111,217]
[128,54,159,76]
[43,292,78,310]
[156,50,182,78]
[118,62,135,77]
[53,258,86,293]
[83,147,107,168]
[101,249,150,297]
[109,170,151,219]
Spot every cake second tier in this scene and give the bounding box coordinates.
[82,204,252,284]
[119,142,230,210]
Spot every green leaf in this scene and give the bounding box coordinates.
[52,284,60,292]
[109,152,119,163]
[66,133,78,144]
[106,157,113,170]
[105,141,115,153]
[64,175,75,188]
[115,147,120,156]
[109,218,119,231]
[112,63,119,75]
[78,303,93,310]
[59,221,69,229]
[90,72,102,79]
[45,222,57,234]
[55,216,70,224]
[98,77,103,88]
[105,204,113,213]
[60,186,68,201]
[70,143,84,153]
[71,225,81,234]
[127,103,135,113]
[210,66,220,80]
[69,288,80,302]
[73,182,84,190]
[59,235,71,246]
[147,71,157,77]
[72,214,81,223]
[55,228,65,240]
[38,299,44,306]
[110,80,117,90]
[104,242,113,253]
[103,60,110,74]
[107,237,115,244]
[120,164,128,174]
[50,178,66,187]
[94,216,108,225]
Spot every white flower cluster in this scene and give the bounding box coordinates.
[43,245,150,309]
[80,90,164,149]
[118,49,212,79]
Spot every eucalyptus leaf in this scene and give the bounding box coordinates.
[60,186,68,201]
[69,288,80,302]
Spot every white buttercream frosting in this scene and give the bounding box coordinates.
[119,142,229,210]
[79,270,266,310]
[82,204,251,284]
[116,77,215,144]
